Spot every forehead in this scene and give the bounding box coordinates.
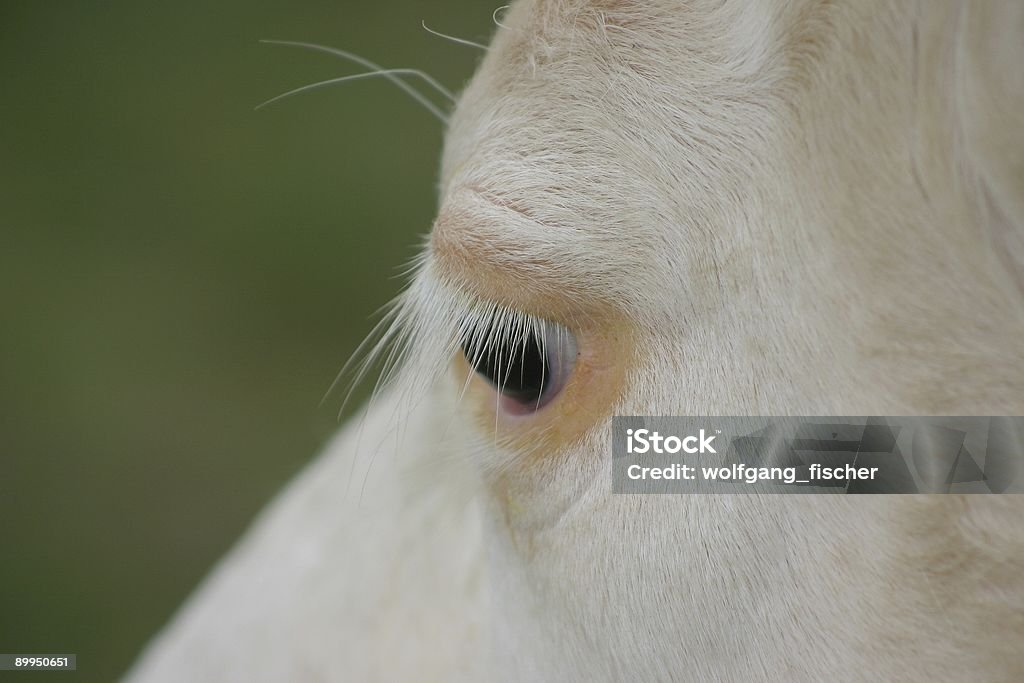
[433,1,799,314]
[440,0,794,191]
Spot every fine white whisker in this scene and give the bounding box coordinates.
[255,69,455,112]
[421,20,489,51]
[259,39,452,122]
[492,5,513,31]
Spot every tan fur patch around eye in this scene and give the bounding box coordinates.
[452,309,635,468]
[429,180,640,480]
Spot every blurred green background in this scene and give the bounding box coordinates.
[0,2,491,680]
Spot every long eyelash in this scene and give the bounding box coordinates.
[332,258,578,502]
[332,262,552,424]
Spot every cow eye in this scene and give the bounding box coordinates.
[461,318,576,413]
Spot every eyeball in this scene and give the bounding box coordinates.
[461,318,577,415]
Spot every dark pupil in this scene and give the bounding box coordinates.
[462,327,549,404]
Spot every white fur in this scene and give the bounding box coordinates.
[127,1,1024,680]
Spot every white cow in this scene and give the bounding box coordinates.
[128,1,1024,680]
